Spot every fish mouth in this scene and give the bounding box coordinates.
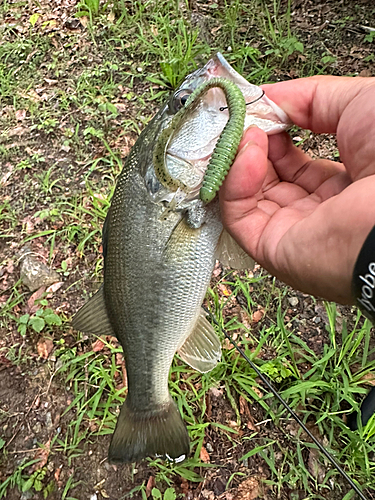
[164,53,291,193]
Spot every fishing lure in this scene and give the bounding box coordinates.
[153,77,246,204]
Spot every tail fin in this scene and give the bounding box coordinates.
[108,398,190,463]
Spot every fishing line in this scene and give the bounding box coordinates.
[202,306,367,500]
[219,89,265,112]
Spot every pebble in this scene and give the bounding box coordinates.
[90,495,98,500]
[33,422,42,434]
[206,442,214,453]
[45,411,53,429]
[288,296,299,307]
[21,492,33,500]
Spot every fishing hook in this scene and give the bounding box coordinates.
[219,89,265,112]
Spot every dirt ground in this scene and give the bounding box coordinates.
[1,1,375,499]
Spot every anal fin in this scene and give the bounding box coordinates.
[72,285,114,336]
[177,309,221,373]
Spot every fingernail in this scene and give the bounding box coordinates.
[238,140,258,155]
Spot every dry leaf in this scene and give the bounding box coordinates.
[32,438,51,471]
[27,286,46,314]
[92,338,105,352]
[252,309,264,323]
[239,396,249,415]
[235,477,260,500]
[200,446,210,463]
[218,283,231,297]
[145,475,155,497]
[251,386,263,399]
[15,109,26,121]
[54,467,62,482]
[8,126,29,137]
[80,16,88,27]
[358,372,375,386]
[46,282,64,294]
[44,78,58,85]
[37,338,54,359]
[115,102,128,113]
[240,309,251,329]
[308,447,326,483]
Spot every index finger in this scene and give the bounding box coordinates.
[263,76,375,180]
[262,76,375,134]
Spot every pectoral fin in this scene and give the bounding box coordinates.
[177,309,221,373]
[72,285,114,336]
[215,229,255,270]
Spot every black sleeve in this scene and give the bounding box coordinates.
[349,226,375,430]
[352,225,375,322]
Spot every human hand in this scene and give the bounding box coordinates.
[219,76,375,304]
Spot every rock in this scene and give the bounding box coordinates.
[206,442,214,453]
[21,491,33,500]
[32,422,42,434]
[288,296,299,307]
[19,247,60,291]
[45,412,53,430]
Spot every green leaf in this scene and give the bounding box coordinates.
[342,489,355,500]
[0,438,5,450]
[18,324,27,337]
[19,314,30,325]
[22,476,34,492]
[44,313,62,326]
[152,488,162,500]
[364,32,375,43]
[105,103,119,115]
[29,13,40,26]
[163,488,176,500]
[30,317,45,333]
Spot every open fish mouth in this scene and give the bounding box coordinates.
[164,52,290,192]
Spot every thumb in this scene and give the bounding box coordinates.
[219,126,268,203]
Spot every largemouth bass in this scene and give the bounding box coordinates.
[72,53,290,463]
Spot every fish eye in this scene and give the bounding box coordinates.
[170,89,192,113]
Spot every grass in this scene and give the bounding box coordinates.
[1,0,375,499]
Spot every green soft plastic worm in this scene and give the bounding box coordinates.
[153,77,246,204]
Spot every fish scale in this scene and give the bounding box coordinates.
[104,134,223,408]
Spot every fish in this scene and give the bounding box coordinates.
[72,52,290,464]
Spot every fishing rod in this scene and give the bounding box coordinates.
[202,306,367,500]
